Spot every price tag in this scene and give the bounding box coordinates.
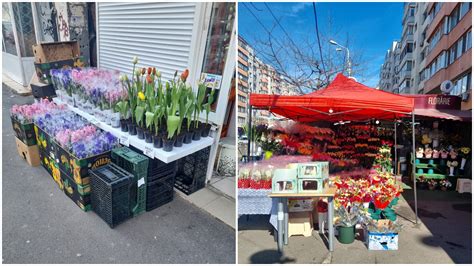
[137,178,145,187]
[119,135,129,146]
[144,145,154,158]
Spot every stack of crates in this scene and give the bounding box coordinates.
[111,147,148,217]
[146,158,178,211]
[175,147,210,195]
[89,163,133,228]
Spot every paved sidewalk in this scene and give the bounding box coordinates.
[2,74,31,95]
[238,191,471,264]
[2,87,235,264]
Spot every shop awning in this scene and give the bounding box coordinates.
[250,73,414,123]
[404,94,471,121]
[413,108,471,121]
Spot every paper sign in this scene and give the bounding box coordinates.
[144,145,154,158]
[200,73,222,90]
[137,178,145,187]
[119,135,129,146]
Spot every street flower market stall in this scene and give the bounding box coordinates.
[242,73,416,252]
[10,57,219,228]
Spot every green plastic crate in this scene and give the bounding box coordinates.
[111,147,149,216]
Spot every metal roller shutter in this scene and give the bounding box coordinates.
[97,2,197,81]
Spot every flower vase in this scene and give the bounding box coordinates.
[460,158,467,170]
[110,111,120,128]
[449,166,455,176]
[337,225,355,244]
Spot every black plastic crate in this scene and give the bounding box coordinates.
[146,190,173,212]
[128,146,177,178]
[146,172,175,211]
[174,147,210,195]
[89,163,133,228]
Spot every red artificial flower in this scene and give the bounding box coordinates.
[373,195,391,209]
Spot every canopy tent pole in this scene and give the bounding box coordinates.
[247,105,253,161]
[412,112,418,224]
[394,121,397,175]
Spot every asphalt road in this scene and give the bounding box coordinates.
[2,87,235,264]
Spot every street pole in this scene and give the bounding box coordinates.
[247,104,252,162]
[412,112,418,224]
[346,48,352,77]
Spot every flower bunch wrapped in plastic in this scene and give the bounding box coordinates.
[10,99,66,124]
[34,111,90,136]
[69,131,118,159]
[55,125,97,148]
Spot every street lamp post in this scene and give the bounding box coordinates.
[329,39,352,77]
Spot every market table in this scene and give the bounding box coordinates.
[53,98,214,163]
[269,187,337,253]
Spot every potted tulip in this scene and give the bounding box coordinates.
[184,89,195,144]
[202,88,216,138]
[135,101,145,139]
[115,98,129,132]
[193,83,207,140]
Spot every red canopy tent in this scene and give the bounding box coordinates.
[247,73,420,223]
[249,73,415,123]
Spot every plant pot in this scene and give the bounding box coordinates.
[174,133,185,147]
[128,122,137,136]
[144,129,153,143]
[162,137,175,152]
[110,112,120,128]
[120,119,128,132]
[184,131,193,144]
[201,124,211,137]
[192,127,202,141]
[137,127,145,139]
[337,225,355,244]
[153,133,163,148]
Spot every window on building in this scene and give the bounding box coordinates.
[238,62,249,72]
[238,117,246,125]
[460,2,472,18]
[238,50,248,62]
[2,3,17,55]
[238,106,246,113]
[238,95,247,103]
[450,72,471,96]
[409,7,415,16]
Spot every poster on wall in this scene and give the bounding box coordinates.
[54,2,69,41]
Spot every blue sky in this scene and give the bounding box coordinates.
[238,2,404,87]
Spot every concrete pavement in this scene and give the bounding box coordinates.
[2,86,236,264]
[238,190,471,264]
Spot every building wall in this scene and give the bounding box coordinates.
[379,2,472,110]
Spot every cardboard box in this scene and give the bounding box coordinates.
[32,41,80,64]
[288,199,313,212]
[367,220,399,250]
[34,124,59,159]
[11,117,37,146]
[15,137,40,167]
[60,168,92,212]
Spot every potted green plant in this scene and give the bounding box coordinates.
[201,88,216,138]
[192,83,207,140]
[135,101,146,139]
[115,98,129,132]
[184,89,195,144]
[162,79,180,152]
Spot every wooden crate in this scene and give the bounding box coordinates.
[15,137,40,167]
[32,41,80,64]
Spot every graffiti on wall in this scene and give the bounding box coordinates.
[68,2,90,65]
[54,2,69,41]
[36,2,58,42]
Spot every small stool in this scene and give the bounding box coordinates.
[288,211,313,237]
[456,178,472,194]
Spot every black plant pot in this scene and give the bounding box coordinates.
[175,133,185,147]
[120,119,128,132]
[144,130,153,143]
[153,133,163,148]
[128,122,137,136]
[184,131,193,144]
[192,127,202,141]
[137,127,145,139]
[162,137,175,152]
[201,124,211,137]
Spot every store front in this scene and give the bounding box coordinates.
[96,2,236,190]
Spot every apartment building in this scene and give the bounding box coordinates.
[237,35,299,127]
[379,41,400,93]
[379,2,472,110]
[421,2,472,110]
